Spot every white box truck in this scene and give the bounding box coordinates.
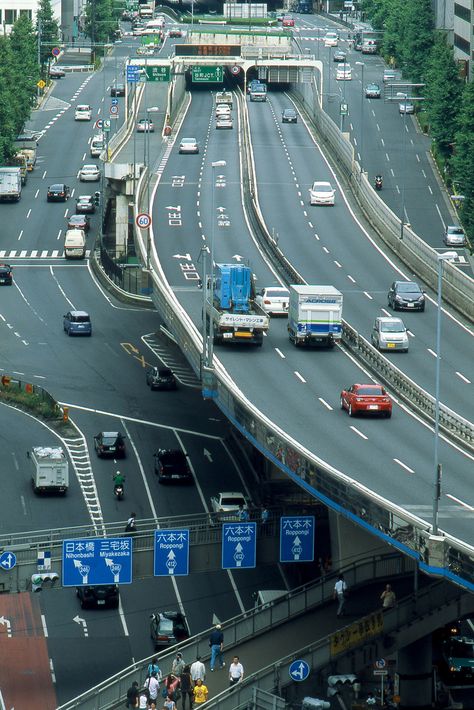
[0,167,22,202]
[288,285,343,347]
[29,446,69,494]
[64,229,86,259]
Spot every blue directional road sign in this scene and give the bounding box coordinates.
[0,551,17,571]
[126,65,140,83]
[222,522,256,570]
[154,529,189,577]
[289,659,310,682]
[62,537,133,587]
[111,97,118,106]
[280,516,315,563]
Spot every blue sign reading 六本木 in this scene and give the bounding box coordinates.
[154,529,189,576]
[289,659,310,682]
[222,522,256,570]
[280,516,315,563]
[62,537,133,587]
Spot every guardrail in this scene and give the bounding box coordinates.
[126,88,474,590]
[57,552,413,709]
[58,65,94,72]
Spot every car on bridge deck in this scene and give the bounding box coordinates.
[179,138,199,154]
[255,286,290,315]
[309,181,335,206]
[282,108,298,123]
[387,281,425,311]
[340,384,392,418]
[211,492,249,521]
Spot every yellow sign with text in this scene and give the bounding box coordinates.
[330,611,384,657]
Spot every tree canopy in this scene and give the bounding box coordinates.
[452,81,474,242]
[36,0,60,65]
[83,0,120,48]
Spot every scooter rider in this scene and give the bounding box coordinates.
[113,470,125,493]
[375,174,383,190]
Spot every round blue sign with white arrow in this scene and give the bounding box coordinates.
[289,659,310,682]
[0,551,17,571]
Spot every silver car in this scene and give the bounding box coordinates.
[179,138,199,154]
[443,225,466,247]
[371,316,409,352]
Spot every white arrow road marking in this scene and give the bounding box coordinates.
[73,615,89,637]
[0,615,12,637]
[203,448,213,462]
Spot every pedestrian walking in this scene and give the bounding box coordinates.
[190,656,206,682]
[162,673,180,702]
[228,656,244,686]
[147,658,162,680]
[366,691,377,706]
[138,690,149,709]
[179,665,193,710]
[171,652,186,677]
[145,672,160,705]
[126,680,139,708]
[260,508,269,526]
[209,624,225,671]
[193,679,208,705]
[125,512,137,533]
[238,505,249,522]
[333,574,347,617]
[380,584,396,610]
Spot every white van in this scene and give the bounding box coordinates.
[64,229,86,259]
[90,134,105,158]
[75,104,92,121]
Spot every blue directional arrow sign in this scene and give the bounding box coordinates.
[126,65,140,83]
[289,659,310,682]
[280,516,315,563]
[111,97,119,106]
[154,529,189,577]
[62,537,133,587]
[0,551,17,571]
[222,522,256,570]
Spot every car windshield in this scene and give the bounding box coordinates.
[398,282,420,293]
[161,452,185,470]
[357,386,384,396]
[221,496,245,506]
[447,227,464,235]
[446,640,474,659]
[314,184,332,192]
[380,320,404,333]
[158,618,174,634]
[266,289,288,298]
[73,315,90,323]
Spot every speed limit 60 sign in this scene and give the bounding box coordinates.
[136,212,151,229]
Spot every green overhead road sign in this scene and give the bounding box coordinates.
[145,65,170,82]
[192,66,224,83]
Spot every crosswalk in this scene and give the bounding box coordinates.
[0,250,91,260]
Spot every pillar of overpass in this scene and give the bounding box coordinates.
[397,635,432,709]
[329,511,385,569]
[115,193,130,257]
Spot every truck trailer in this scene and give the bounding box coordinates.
[0,167,22,202]
[29,446,69,494]
[288,285,343,347]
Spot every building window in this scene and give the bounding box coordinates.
[5,9,17,24]
[454,33,471,54]
[454,2,471,21]
[19,9,32,19]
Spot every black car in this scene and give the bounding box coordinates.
[150,611,190,648]
[146,367,177,391]
[47,183,70,202]
[0,263,13,285]
[154,449,193,484]
[110,83,126,97]
[333,50,347,62]
[388,281,425,311]
[282,108,298,123]
[76,585,119,609]
[94,431,126,458]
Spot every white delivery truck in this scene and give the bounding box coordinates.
[64,229,86,259]
[288,285,343,347]
[216,91,233,108]
[0,167,22,202]
[29,446,69,494]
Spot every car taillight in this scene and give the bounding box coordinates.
[264,299,272,304]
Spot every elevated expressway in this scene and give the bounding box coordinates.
[115,52,474,589]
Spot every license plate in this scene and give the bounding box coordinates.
[387,343,395,348]
[407,303,414,308]
[223,332,233,339]
[109,447,116,451]
[97,600,105,605]
[0,279,5,283]
[368,405,379,410]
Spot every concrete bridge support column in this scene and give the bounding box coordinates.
[329,512,382,571]
[397,635,432,709]
[115,193,130,258]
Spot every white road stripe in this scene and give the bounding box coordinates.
[393,458,414,473]
[294,371,306,383]
[318,397,333,411]
[456,371,471,384]
[446,493,474,511]
[275,348,285,359]
[350,426,368,440]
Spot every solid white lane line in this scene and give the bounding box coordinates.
[456,371,471,384]
[435,203,445,229]
[393,458,414,473]
[275,348,286,359]
[446,493,474,511]
[294,371,306,383]
[319,397,333,411]
[350,426,368,440]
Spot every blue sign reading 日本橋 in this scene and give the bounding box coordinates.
[280,516,315,563]
[222,522,256,570]
[154,529,189,576]
[62,537,133,587]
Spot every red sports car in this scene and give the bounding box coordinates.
[340,384,392,418]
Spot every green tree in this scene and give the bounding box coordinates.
[452,81,474,243]
[424,33,462,159]
[36,0,60,66]
[83,0,119,49]
[399,0,434,81]
[0,37,17,162]
[10,14,40,115]
[380,0,407,64]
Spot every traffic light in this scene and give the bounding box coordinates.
[327,674,359,697]
[94,191,101,206]
[31,572,59,592]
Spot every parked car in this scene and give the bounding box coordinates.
[371,317,409,352]
[153,449,193,484]
[79,164,100,182]
[387,281,425,311]
[282,108,298,123]
[443,225,466,247]
[76,585,119,609]
[146,367,177,390]
[340,384,393,418]
[94,431,126,458]
[63,310,92,336]
[150,611,190,649]
[309,181,335,206]
[365,83,381,99]
[255,287,290,315]
[47,183,70,202]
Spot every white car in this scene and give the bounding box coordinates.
[215,104,231,117]
[336,63,352,80]
[324,32,338,47]
[74,104,92,121]
[179,138,199,154]
[79,164,100,182]
[371,316,409,352]
[216,115,233,129]
[309,181,335,206]
[443,225,466,247]
[256,287,290,316]
[210,492,249,521]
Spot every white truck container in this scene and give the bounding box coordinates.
[0,167,22,202]
[29,446,69,494]
[216,91,233,108]
[288,285,343,347]
[64,229,86,259]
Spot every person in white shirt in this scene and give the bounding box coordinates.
[145,672,160,703]
[190,656,206,682]
[333,574,347,617]
[229,656,244,686]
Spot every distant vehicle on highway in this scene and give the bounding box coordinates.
[309,181,335,206]
[255,287,290,316]
[210,492,249,520]
[154,449,193,484]
[63,310,92,336]
[340,384,393,418]
[399,99,414,114]
[333,50,346,62]
[79,164,100,182]
[146,366,177,390]
[67,214,90,231]
[137,118,154,132]
[94,432,126,458]
[387,281,425,311]
[336,63,352,80]
[74,104,92,121]
[47,183,70,202]
[179,138,199,154]
[75,195,95,214]
[49,65,66,78]
[216,114,233,129]
[371,317,409,352]
[0,263,13,285]
[150,611,190,649]
[324,32,338,47]
[444,225,466,247]
[365,83,381,98]
[282,108,298,123]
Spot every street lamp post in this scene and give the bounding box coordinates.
[432,252,456,535]
[355,61,364,174]
[400,98,408,238]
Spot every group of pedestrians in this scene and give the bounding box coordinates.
[333,574,398,618]
[126,628,244,709]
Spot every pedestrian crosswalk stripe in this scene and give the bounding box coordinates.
[0,250,91,259]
